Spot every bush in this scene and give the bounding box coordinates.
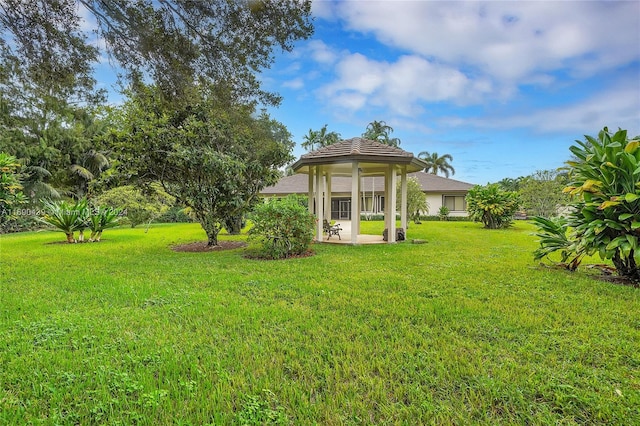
[466,184,520,229]
[248,195,315,259]
[438,206,450,221]
[41,198,121,243]
[562,127,640,282]
[154,206,195,223]
[0,152,28,232]
[97,184,173,228]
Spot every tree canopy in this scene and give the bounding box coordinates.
[301,124,341,152]
[418,151,455,178]
[0,0,313,104]
[107,84,294,246]
[362,120,401,147]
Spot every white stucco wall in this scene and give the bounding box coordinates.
[426,193,468,217]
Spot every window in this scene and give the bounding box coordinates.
[443,195,466,211]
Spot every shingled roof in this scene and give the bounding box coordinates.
[261,171,475,195]
[291,137,428,173]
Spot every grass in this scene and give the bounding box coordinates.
[1,221,639,425]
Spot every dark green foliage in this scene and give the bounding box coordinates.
[154,206,194,224]
[109,85,294,246]
[223,215,246,235]
[248,195,315,259]
[562,127,640,282]
[0,0,313,105]
[0,153,27,231]
[41,198,120,243]
[396,177,428,224]
[518,170,569,218]
[301,124,341,151]
[418,151,455,177]
[466,184,520,229]
[438,206,450,221]
[96,184,173,228]
[41,199,88,243]
[531,216,583,270]
[362,120,401,147]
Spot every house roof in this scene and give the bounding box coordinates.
[261,171,475,195]
[291,137,428,176]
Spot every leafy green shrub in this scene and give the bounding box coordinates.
[154,205,195,223]
[396,177,428,224]
[97,184,173,228]
[41,199,121,243]
[248,195,315,259]
[88,207,122,242]
[466,184,519,229]
[0,152,28,232]
[561,127,640,282]
[41,199,88,243]
[438,205,450,221]
[531,216,583,270]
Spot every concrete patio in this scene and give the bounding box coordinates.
[318,220,387,245]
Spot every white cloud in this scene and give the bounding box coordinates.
[439,78,640,135]
[317,53,493,116]
[308,40,338,64]
[335,1,640,83]
[282,77,304,90]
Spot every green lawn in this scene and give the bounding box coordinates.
[1,221,638,425]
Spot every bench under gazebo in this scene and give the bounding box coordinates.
[290,137,428,244]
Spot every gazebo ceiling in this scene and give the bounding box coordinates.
[291,137,428,176]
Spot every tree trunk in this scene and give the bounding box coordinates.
[612,249,640,282]
[224,215,243,235]
[65,232,75,243]
[198,214,220,246]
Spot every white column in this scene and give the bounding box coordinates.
[308,168,314,214]
[315,165,324,241]
[401,167,408,232]
[325,173,332,221]
[351,161,359,244]
[389,164,397,243]
[384,168,390,239]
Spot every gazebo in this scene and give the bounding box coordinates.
[290,137,429,244]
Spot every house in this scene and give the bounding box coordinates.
[261,170,475,220]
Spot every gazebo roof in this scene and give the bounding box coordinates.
[291,137,428,176]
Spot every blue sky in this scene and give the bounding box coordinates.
[96,1,640,185]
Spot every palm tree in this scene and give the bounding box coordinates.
[418,151,455,178]
[301,124,341,152]
[362,120,401,147]
[69,149,110,198]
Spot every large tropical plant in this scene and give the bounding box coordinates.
[88,206,121,242]
[301,124,341,152]
[362,120,401,147]
[466,184,519,229]
[531,215,584,270]
[41,199,88,243]
[418,151,455,178]
[561,127,640,281]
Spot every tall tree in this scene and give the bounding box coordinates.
[518,170,569,218]
[0,0,313,105]
[396,177,429,225]
[109,84,294,246]
[418,151,455,178]
[362,120,401,147]
[301,124,341,151]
